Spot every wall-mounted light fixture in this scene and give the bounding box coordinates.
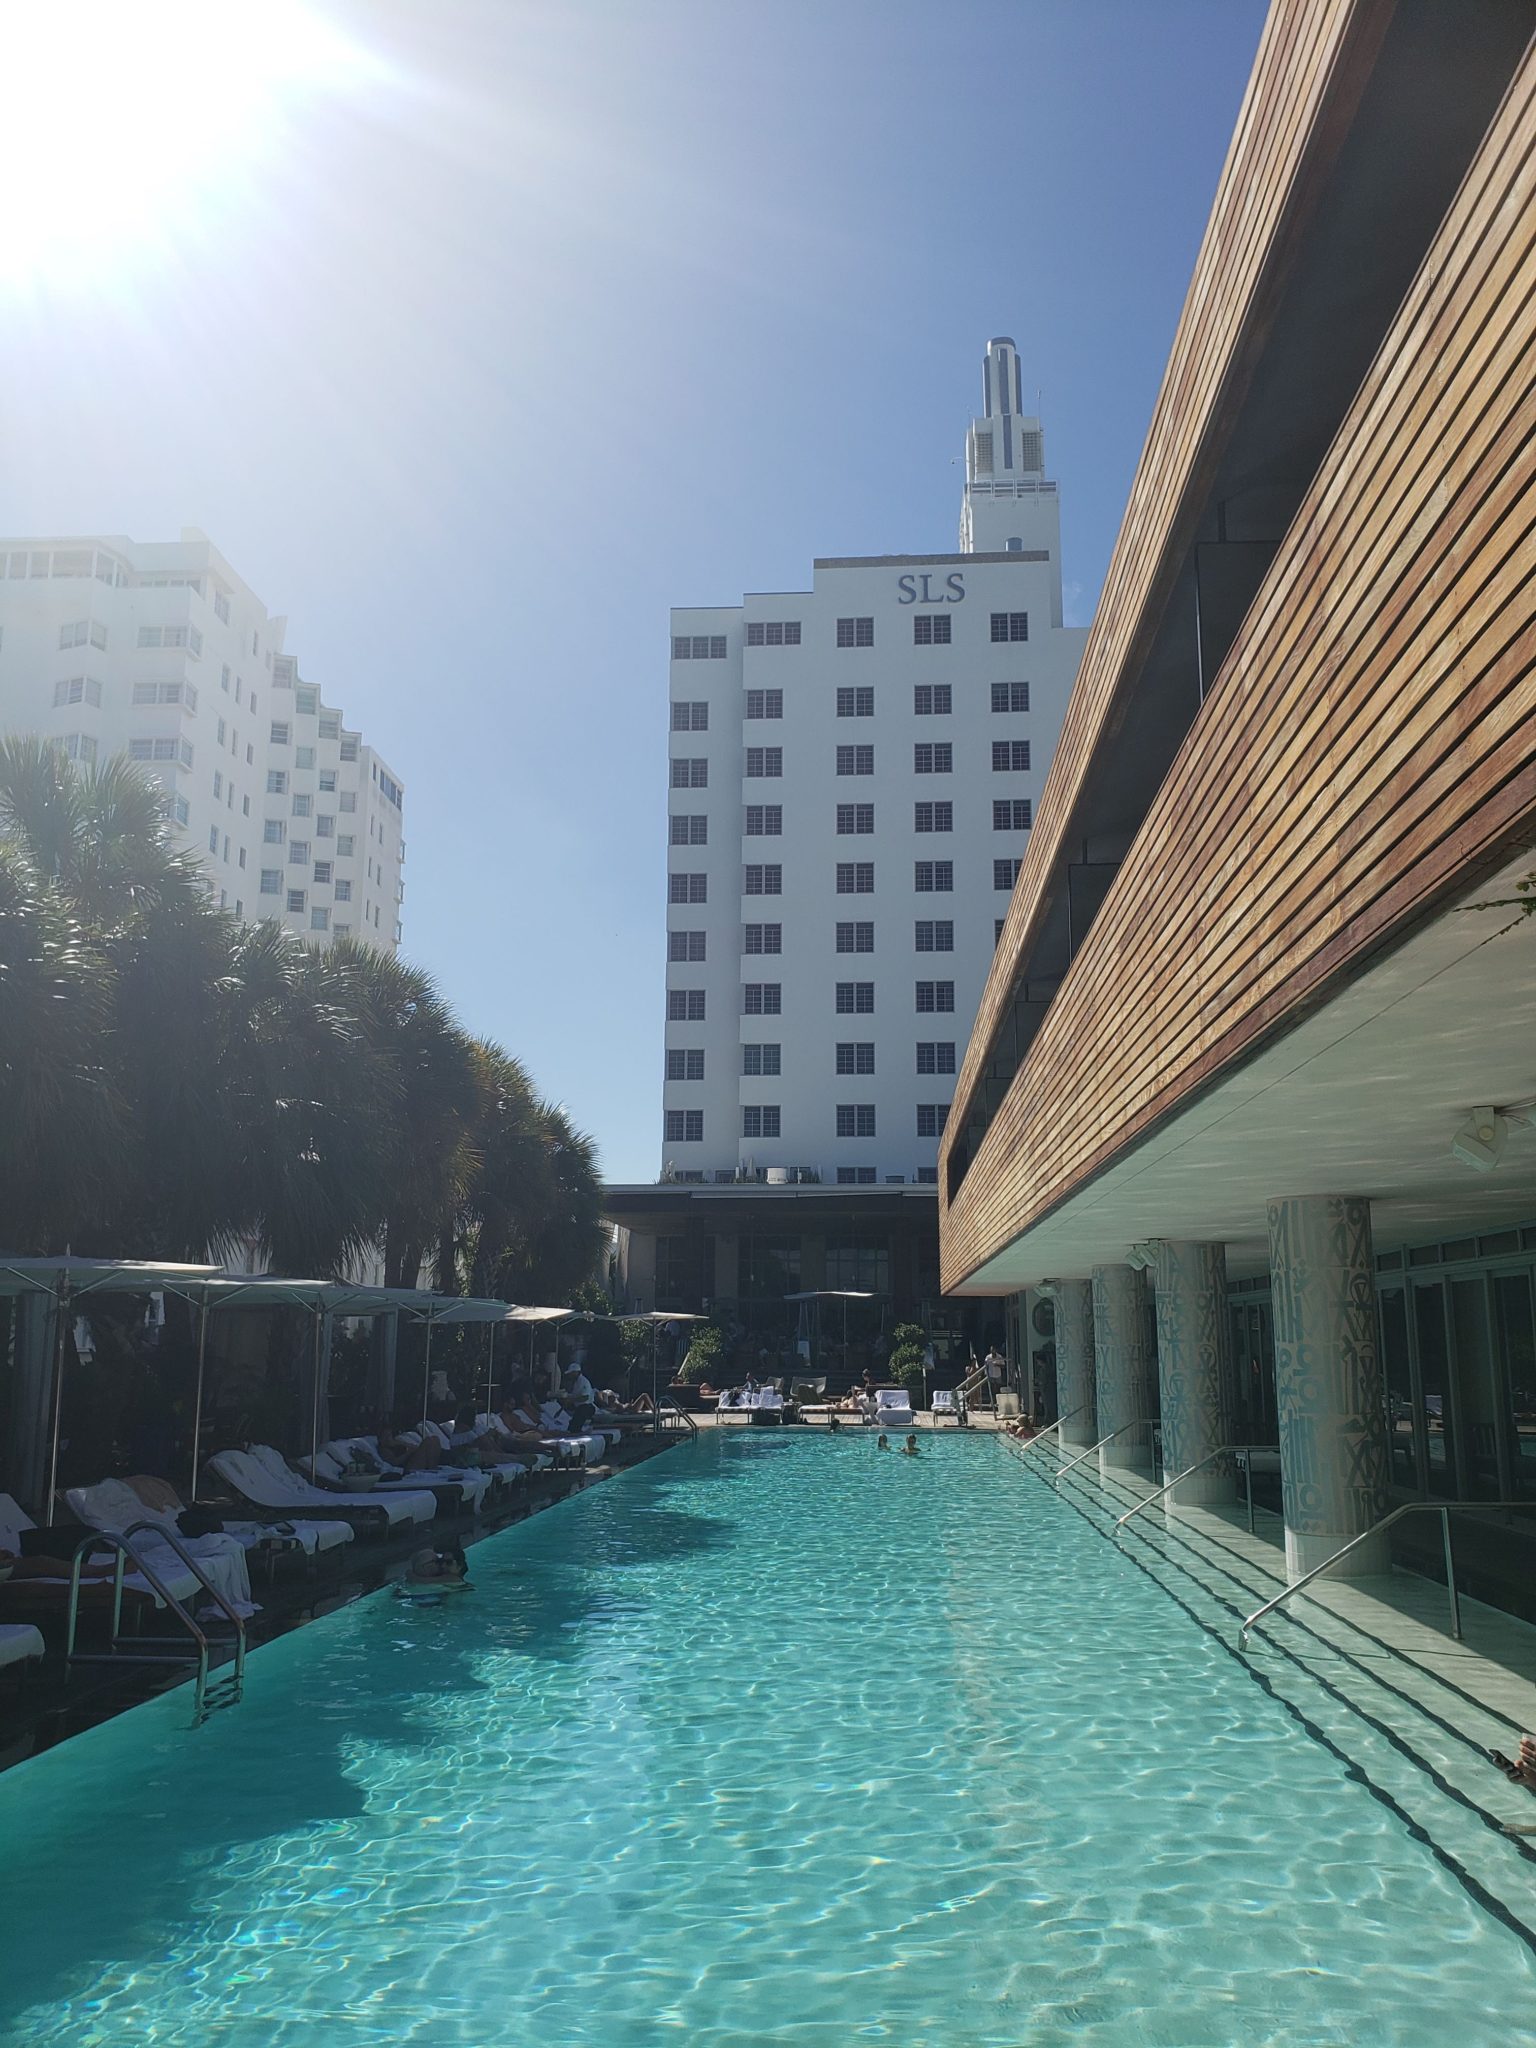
[1125,1241,1161,1271]
[1451,1100,1536,1172]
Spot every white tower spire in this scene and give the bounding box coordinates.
[960,336,1061,586]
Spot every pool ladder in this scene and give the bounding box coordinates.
[65,1518,247,1720]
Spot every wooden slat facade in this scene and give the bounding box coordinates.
[942,20,1536,1291]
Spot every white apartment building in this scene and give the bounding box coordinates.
[658,338,1088,1189]
[0,528,404,950]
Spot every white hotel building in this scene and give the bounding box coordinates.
[0,528,405,950]
[609,340,1087,1334]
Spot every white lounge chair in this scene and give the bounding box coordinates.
[318,1436,494,1511]
[0,1489,222,1614]
[931,1390,959,1424]
[211,1447,436,1530]
[875,1388,914,1430]
[416,1418,539,1489]
[122,1474,354,1561]
[539,1403,613,1458]
[473,1417,554,1473]
[67,1481,259,1617]
[0,1623,44,1674]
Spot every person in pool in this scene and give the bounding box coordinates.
[875,1433,890,1450]
[401,1543,470,1592]
[901,1433,920,1457]
[827,1412,841,1434]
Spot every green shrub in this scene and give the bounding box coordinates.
[678,1323,723,1383]
[888,1344,927,1395]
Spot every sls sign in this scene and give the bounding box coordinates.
[896,572,965,605]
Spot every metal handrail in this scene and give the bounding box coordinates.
[65,1518,248,1716]
[1015,1401,1091,1455]
[1054,1420,1147,1487]
[1238,1499,1536,1651]
[654,1394,698,1439]
[1116,1443,1278,1536]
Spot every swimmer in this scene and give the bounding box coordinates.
[396,1544,472,1600]
[828,1412,841,1433]
[901,1433,919,1457]
[876,1433,890,1451]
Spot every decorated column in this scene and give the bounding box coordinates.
[1092,1263,1156,1475]
[1052,1279,1096,1448]
[1152,1240,1237,1506]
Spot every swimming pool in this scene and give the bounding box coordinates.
[0,1432,1532,2046]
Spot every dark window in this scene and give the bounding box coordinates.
[993,858,1023,890]
[671,700,708,731]
[836,803,875,834]
[916,1041,956,1074]
[913,615,952,645]
[916,1104,949,1137]
[913,684,952,715]
[836,686,874,717]
[744,805,783,835]
[995,918,1007,944]
[670,757,708,788]
[745,746,782,777]
[667,988,706,1020]
[663,1109,705,1141]
[914,860,953,892]
[989,612,1028,643]
[991,680,1030,713]
[837,1166,878,1184]
[913,742,952,774]
[835,862,875,894]
[914,919,954,952]
[742,1043,781,1075]
[673,635,727,660]
[743,982,781,1014]
[992,740,1031,772]
[914,801,953,833]
[836,616,874,648]
[744,688,783,719]
[666,1048,706,1080]
[742,1105,781,1138]
[744,922,782,955]
[836,744,874,775]
[668,930,706,962]
[670,814,708,845]
[915,1166,938,1184]
[668,873,708,903]
[745,620,800,646]
[915,980,955,1012]
[835,921,874,954]
[992,799,1033,830]
[836,1042,876,1075]
[836,1104,876,1137]
[836,982,874,1014]
[744,863,782,895]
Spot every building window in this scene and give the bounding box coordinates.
[742,1105,781,1139]
[667,1048,706,1080]
[915,980,955,1012]
[214,592,231,623]
[315,814,334,838]
[916,1103,949,1137]
[742,1043,781,1075]
[672,636,727,660]
[835,617,874,648]
[295,685,319,716]
[917,1041,956,1074]
[913,742,952,774]
[745,805,783,835]
[745,620,801,646]
[208,824,219,854]
[914,801,953,833]
[743,983,781,1014]
[667,931,706,962]
[288,839,310,865]
[340,736,359,762]
[743,923,781,955]
[990,612,1029,642]
[995,917,1007,944]
[335,879,352,902]
[991,680,1030,712]
[671,757,708,788]
[915,1166,938,1184]
[837,1166,878,1184]
[835,862,874,894]
[260,869,281,894]
[744,863,782,894]
[664,1109,705,1141]
[287,889,306,913]
[52,676,103,707]
[745,746,782,777]
[667,989,706,1020]
[59,733,98,766]
[312,860,333,885]
[994,858,1023,890]
[835,921,874,953]
[993,799,1034,829]
[914,860,953,892]
[59,619,107,650]
[669,873,708,903]
[292,793,312,818]
[339,791,357,812]
[992,740,1032,771]
[836,1042,875,1075]
[336,834,354,856]
[913,615,952,645]
[267,769,288,794]
[745,688,783,719]
[318,714,339,740]
[671,814,709,845]
[914,920,954,952]
[835,803,874,834]
[671,700,709,731]
[835,982,874,1014]
[835,744,874,775]
[295,746,315,771]
[836,1104,876,1137]
[171,793,189,824]
[310,907,331,932]
[836,686,874,717]
[913,684,952,715]
[269,721,290,745]
[263,819,285,844]
[319,771,336,792]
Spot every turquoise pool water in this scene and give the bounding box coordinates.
[0,1432,1533,2046]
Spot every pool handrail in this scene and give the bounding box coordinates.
[1238,1498,1536,1651]
[65,1517,247,1718]
[1053,1420,1146,1487]
[1116,1443,1279,1536]
[1015,1401,1091,1455]
[652,1392,698,1439]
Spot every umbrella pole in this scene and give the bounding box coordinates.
[310,1310,324,1474]
[190,1298,210,1503]
[485,1323,497,1420]
[421,1318,434,1431]
[651,1322,660,1435]
[45,1276,72,1516]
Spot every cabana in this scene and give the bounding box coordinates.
[784,1290,875,1373]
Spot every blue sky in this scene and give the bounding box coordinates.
[0,0,1266,1181]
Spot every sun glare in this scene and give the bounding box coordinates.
[0,0,382,290]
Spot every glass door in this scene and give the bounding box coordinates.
[1412,1282,1462,1498]
[1492,1270,1536,1500]
[1378,1286,1420,1491]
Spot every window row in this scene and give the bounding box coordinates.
[59,619,108,651]
[745,620,801,646]
[839,1167,939,1184]
[258,868,352,898]
[668,1103,947,1140]
[670,857,1016,904]
[137,624,203,655]
[672,635,727,660]
[668,795,1030,843]
[664,981,954,1021]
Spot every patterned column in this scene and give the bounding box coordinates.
[1052,1280,1096,1448]
[1267,1195,1392,1579]
[1152,1241,1237,1506]
[1092,1264,1156,1475]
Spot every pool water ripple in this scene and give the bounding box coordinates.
[0,1431,1533,2046]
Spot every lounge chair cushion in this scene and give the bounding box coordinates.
[212,1448,435,1527]
[0,1623,45,1671]
[67,1482,258,1616]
